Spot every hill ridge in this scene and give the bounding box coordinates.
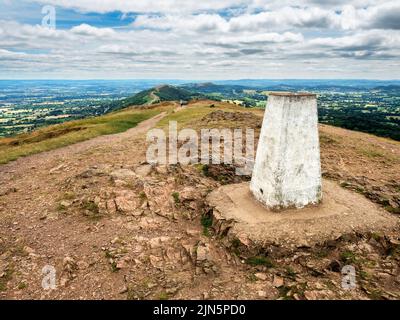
[119,84,201,108]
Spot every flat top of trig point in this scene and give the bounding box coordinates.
[269,91,316,97]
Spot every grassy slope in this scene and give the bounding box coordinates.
[120,89,154,107]
[154,85,195,101]
[0,106,166,164]
[120,85,200,108]
[157,100,262,129]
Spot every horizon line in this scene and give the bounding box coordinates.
[1,78,400,81]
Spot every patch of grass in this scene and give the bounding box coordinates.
[358,270,371,280]
[57,202,68,212]
[82,200,99,213]
[340,250,357,264]
[370,232,382,242]
[201,214,213,237]
[171,192,180,204]
[231,238,241,248]
[139,191,147,203]
[285,266,297,279]
[0,280,7,292]
[245,256,274,268]
[339,181,352,188]
[202,228,211,237]
[319,134,338,145]
[18,282,27,290]
[355,186,365,193]
[0,107,164,164]
[231,238,241,255]
[158,291,170,300]
[81,200,101,220]
[104,250,119,273]
[201,164,210,177]
[194,163,208,176]
[104,250,113,259]
[217,175,228,184]
[384,206,400,214]
[110,261,118,273]
[314,248,330,258]
[201,215,213,228]
[359,147,384,159]
[277,286,293,300]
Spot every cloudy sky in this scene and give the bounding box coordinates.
[0,0,399,79]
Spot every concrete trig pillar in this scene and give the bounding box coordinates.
[250,92,322,210]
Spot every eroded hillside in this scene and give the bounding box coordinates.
[0,100,399,300]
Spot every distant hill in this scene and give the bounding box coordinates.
[118,85,201,108]
[181,82,249,95]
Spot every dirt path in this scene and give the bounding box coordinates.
[147,91,160,105]
[0,111,166,182]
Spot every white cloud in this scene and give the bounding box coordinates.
[0,48,28,59]
[133,8,340,33]
[131,1,400,32]
[71,24,116,37]
[229,7,340,31]
[0,1,399,78]
[309,30,400,50]
[209,32,304,47]
[31,0,393,14]
[133,14,229,32]
[32,0,248,14]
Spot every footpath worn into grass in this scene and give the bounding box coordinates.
[0,107,165,164]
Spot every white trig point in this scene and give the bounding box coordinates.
[250,92,322,210]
